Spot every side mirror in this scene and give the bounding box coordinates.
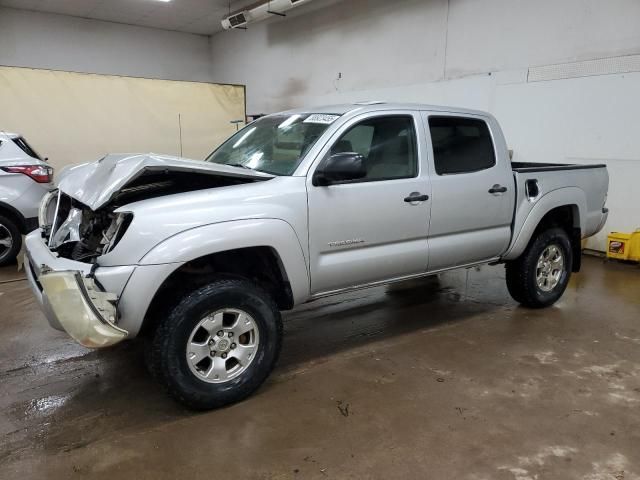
[313,152,366,186]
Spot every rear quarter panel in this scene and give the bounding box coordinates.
[503,166,608,260]
[0,171,52,220]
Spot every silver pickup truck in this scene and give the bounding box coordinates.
[24,102,609,409]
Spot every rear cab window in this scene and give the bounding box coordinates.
[428,116,495,175]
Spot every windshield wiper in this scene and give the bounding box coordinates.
[227,162,253,170]
[224,162,275,175]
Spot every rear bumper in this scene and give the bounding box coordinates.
[25,230,129,348]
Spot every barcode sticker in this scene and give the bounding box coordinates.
[304,114,340,124]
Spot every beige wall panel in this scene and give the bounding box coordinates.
[0,66,245,170]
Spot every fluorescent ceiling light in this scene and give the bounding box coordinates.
[233,127,256,148]
[278,114,301,129]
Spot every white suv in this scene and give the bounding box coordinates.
[0,132,53,266]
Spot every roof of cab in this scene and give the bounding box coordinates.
[0,131,19,139]
[278,102,489,117]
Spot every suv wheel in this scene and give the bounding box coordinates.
[505,227,573,308]
[0,215,21,267]
[147,278,282,410]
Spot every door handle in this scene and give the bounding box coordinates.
[404,193,429,203]
[488,184,507,194]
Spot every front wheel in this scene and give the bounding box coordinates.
[505,227,573,308]
[148,278,283,410]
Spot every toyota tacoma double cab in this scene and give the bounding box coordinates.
[25,103,609,409]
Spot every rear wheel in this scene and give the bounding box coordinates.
[505,227,573,308]
[147,278,282,410]
[0,215,21,267]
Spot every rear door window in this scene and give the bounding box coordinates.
[428,117,495,175]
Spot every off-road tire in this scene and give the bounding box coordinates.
[0,215,22,267]
[505,227,573,308]
[147,278,282,410]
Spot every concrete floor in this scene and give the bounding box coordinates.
[0,256,639,479]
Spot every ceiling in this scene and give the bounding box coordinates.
[0,0,260,35]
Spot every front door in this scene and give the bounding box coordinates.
[306,112,431,295]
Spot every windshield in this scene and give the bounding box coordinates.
[205,113,339,175]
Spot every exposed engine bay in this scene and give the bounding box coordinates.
[49,202,133,262]
[42,170,264,263]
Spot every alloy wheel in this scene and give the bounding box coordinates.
[536,244,565,292]
[185,308,260,383]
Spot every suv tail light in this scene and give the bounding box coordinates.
[1,165,53,183]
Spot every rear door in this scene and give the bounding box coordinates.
[306,111,431,294]
[423,113,514,270]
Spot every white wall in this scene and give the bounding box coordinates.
[0,2,637,250]
[210,0,640,250]
[210,0,640,112]
[0,7,213,82]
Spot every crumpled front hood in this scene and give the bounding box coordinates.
[57,153,273,210]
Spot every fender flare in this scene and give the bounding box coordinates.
[502,187,586,261]
[116,219,310,337]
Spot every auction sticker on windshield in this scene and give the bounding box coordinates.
[303,114,340,124]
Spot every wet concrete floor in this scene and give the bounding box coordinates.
[1,256,639,479]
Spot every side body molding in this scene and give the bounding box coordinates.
[502,187,586,261]
[117,219,310,337]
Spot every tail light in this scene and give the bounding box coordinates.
[1,165,54,183]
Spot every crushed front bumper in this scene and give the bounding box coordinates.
[39,271,127,348]
[25,231,129,348]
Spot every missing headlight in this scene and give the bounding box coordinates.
[101,212,133,255]
[50,205,133,262]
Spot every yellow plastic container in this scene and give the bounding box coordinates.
[632,231,640,262]
[607,230,640,262]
